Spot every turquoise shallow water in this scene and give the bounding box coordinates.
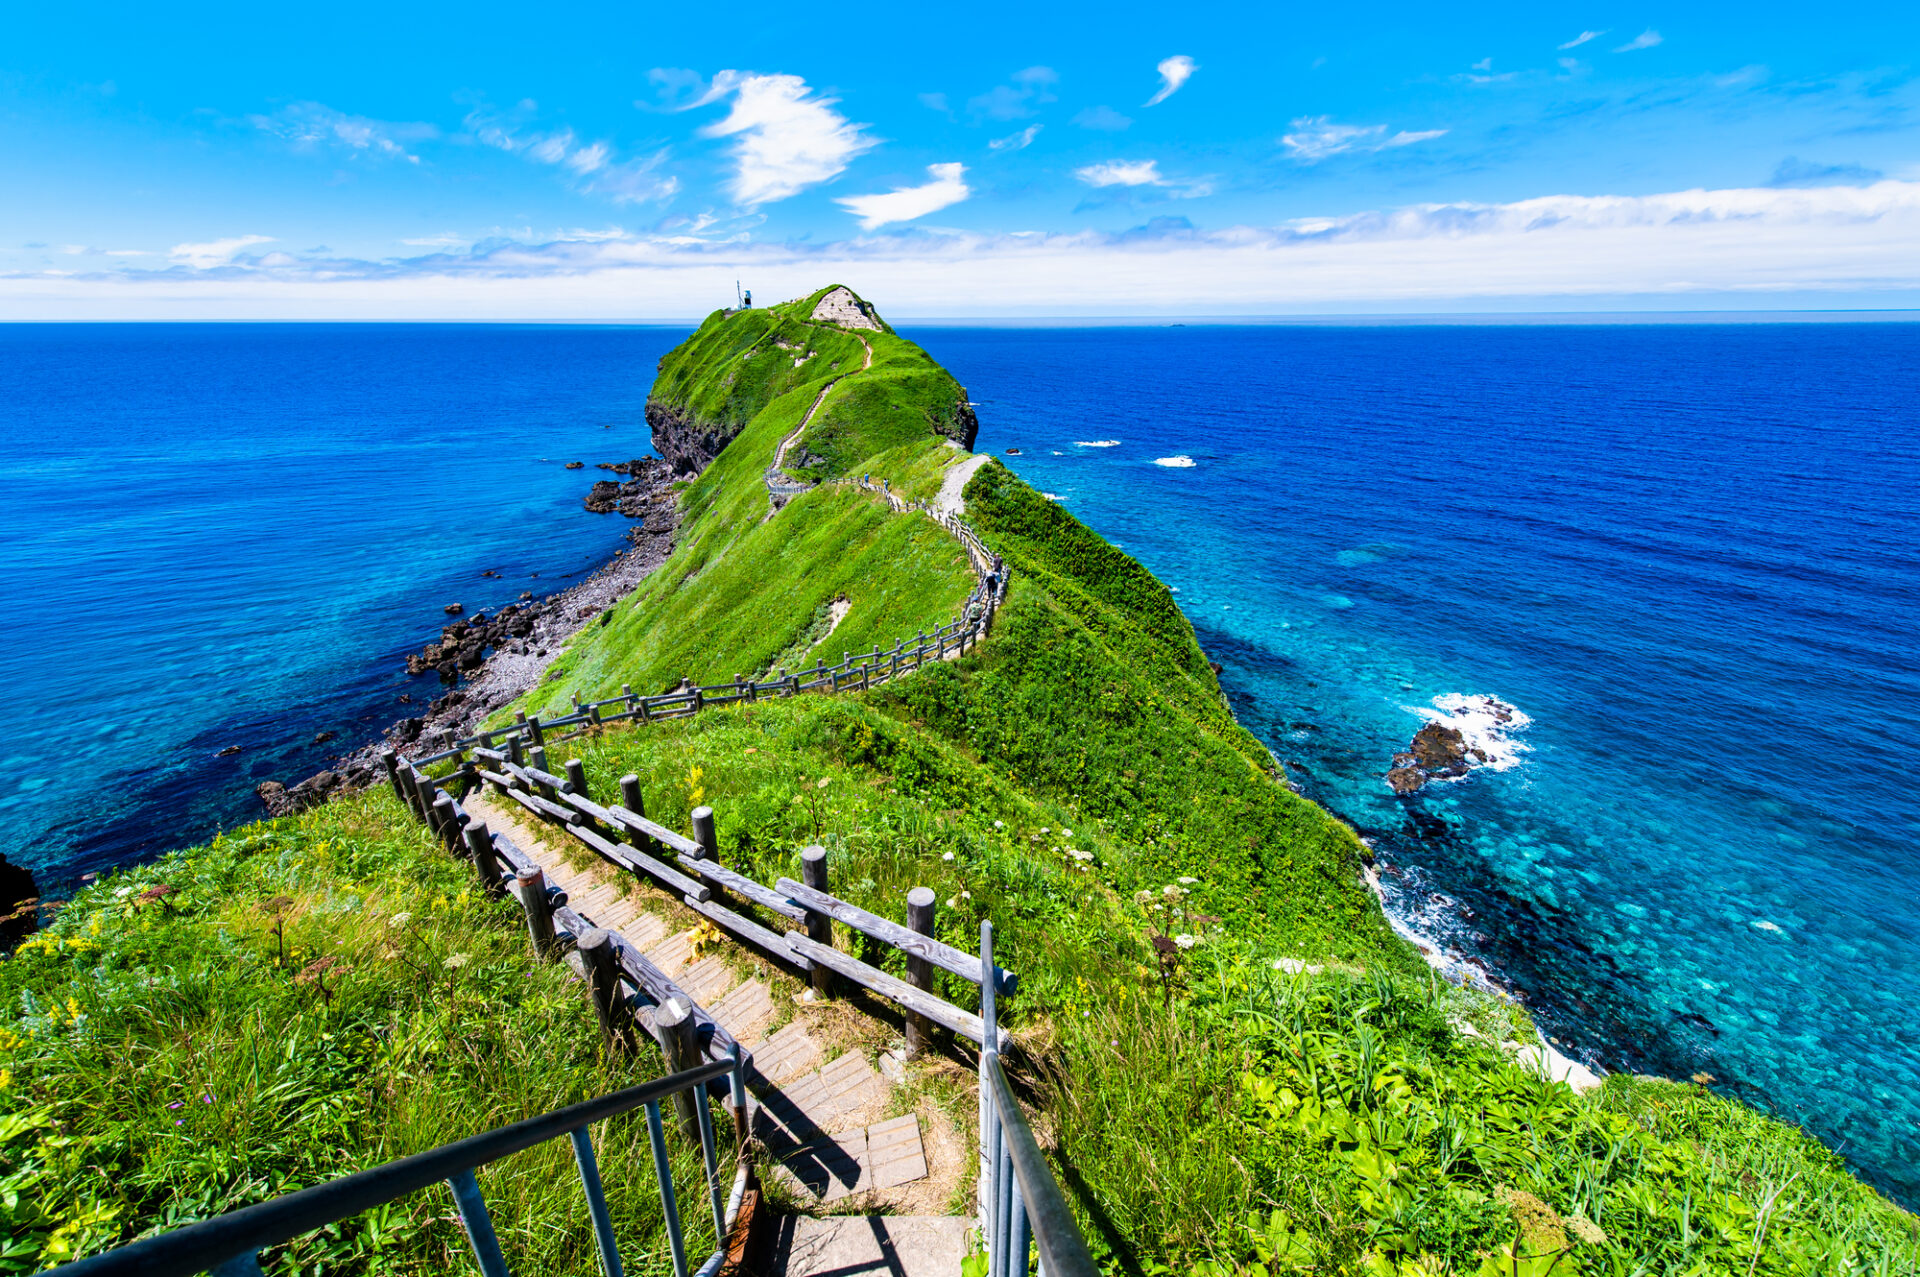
[3,320,1916,1206]
[909,322,1920,1207]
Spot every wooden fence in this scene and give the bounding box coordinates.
[400,495,1007,767]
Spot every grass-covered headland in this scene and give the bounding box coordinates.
[5,289,1914,1275]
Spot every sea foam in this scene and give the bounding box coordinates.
[1075,439,1121,447]
[1154,455,1196,468]
[1405,693,1533,773]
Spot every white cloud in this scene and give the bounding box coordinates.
[1471,57,1493,72]
[837,162,971,229]
[1144,55,1198,107]
[1616,30,1663,52]
[1282,116,1447,162]
[464,102,675,204]
[169,235,275,269]
[698,72,876,206]
[27,181,1920,317]
[1076,160,1163,187]
[989,125,1042,152]
[1559,30,1606,50]
[250,102,435,163]
[967,67,1058,121]
[1072,106,1133,131]
[918,92,950,113]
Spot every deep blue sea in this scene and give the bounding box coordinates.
[0,323,683,881]
[3,321,1916,1206]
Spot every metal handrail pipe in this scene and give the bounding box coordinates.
[47,1058,736,1277]
[982,1053,1099,1277]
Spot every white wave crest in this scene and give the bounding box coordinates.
[1154,454,1196,468]
[1075,439,1122,447]
[1406,693,1533,773]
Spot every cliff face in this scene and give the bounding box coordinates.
[646,399,742,476]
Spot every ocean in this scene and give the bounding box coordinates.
[3,320,1916,1206]
[0,323,682,881]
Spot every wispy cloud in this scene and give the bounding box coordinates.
[41,179,1920,318]
[837,162,970,229]
[1075,160,1164,187]
[1144,55,1198,107]
[1616,30,1663,52]
[989,125,1042,152]
[170,235,275,269]
[1769,157,1884,187]
[1559,30,1607,50]
[918,92,950,113]
[1073,160,1213,198]
[967,67,1058,121]
[249,102,436,163]
[698,71,876,206]
[465,100,678,205]
[1072,106,1133,131]
[1281,116,1448,161]
[1471,57,1493,72]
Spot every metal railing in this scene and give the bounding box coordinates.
[47,1054,747,1277]
[978,921,1099,1277]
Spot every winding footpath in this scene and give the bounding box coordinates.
[765,330,873,512]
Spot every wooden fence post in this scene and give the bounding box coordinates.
[530,746,554,798]
[430,793,458,850]
[656,996,704,1140]
[800,845,836,999]
[906,886,938,1057]
[623,684,637,717]
[619,775,652,854]
[507,734,525,767]
[527,715,546,746]
[380,749,402,801]
[564,759,589,797]
[578,928,633,1054]
[691,806,717,860]
[463,822,503,895]
[514,867,557,958]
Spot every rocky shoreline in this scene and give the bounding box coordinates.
[256,460,679,816]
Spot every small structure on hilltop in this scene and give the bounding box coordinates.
[811,285,883,331]
[735,281,753,309]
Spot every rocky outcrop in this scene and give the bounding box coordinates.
[0,851,38,950]
[647,400,742,476]
[938,395,981,451]
[810,285,885,332]
[1383,697,1521,795]
[584,457,675,514]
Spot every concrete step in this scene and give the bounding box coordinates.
[767,1214,972,1277]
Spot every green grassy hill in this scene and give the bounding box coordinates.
[3,288,1913,1276]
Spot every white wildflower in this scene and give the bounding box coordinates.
[942,851,955,861]
[113,887,133,899]
[389,911,413,929]
[443,953,470,969]
[961,890,971,899]
[1162,885,1181,898]
[1174,934,1196,950]
[993,820,1004,828]
[1177,876,1198,885]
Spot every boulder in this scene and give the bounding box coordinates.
[0,851,38,951]
[444,603,463,615]
[564,461,585,470]
[1387,766,1428,795]
[1411,722,1468,772]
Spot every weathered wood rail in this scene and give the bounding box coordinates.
[386,735,1018,1064]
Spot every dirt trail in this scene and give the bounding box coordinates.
[766,332,873,510]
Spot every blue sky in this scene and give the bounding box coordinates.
[5,0,1919,316]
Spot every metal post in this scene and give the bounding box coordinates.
[446,1170,511,1277]
[906,887,937,1057]
[644,1101,691,1277]
[801,846,835,999]
[570,1126,626,1277]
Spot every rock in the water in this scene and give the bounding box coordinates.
[257,769,341,817]
[444,602,463,615]
[1387,766,1428,795]
[217,745,242,757]
[564,461,585,469]
[313,731,335,745]
[1411,722,1468,773]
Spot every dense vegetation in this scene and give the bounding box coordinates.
[4,288,1913,1275]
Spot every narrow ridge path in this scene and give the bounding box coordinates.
[765,330,874,512]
